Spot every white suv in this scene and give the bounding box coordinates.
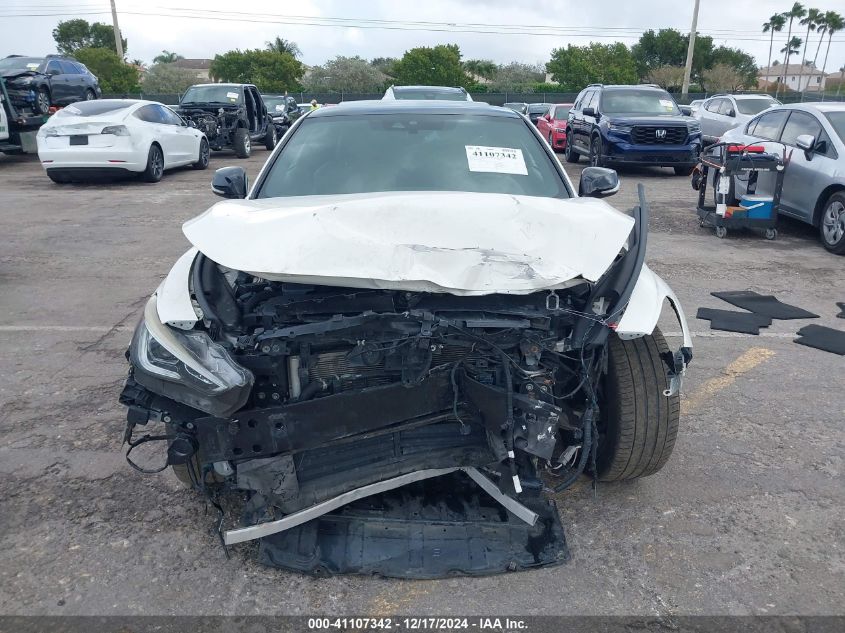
[694,94,780,142]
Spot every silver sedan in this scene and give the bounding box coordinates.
[720,102,845,254]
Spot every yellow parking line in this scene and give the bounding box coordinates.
[682,346,775,415]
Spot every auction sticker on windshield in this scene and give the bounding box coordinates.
[465,146,528,175]
[659,99,675,111]
[226,92,239,100]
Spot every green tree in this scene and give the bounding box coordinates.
[546,43,638,90]
[464,59,497,80]
[710,46,758,89]
[631,29,713,84]
[646,65,686,90]
[73,47,139,93]
[370,57,398,76]
[702,63,747,92]
[489,62,544,92]
[392,44,469,86]
[798,8,823,93]
[266,37,301,59]
[141,63,199,94]
[304,56,388,93]
[778,2,807,94]
[819,11,844,86]
[210,49,303,93]
[762,13,786,77]
[152,50,183,64]
[52,19,127,56]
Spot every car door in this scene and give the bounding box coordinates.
[43,60,68,103]
[572,90,592,152]
[713,98,740,138]
[60,61,85,101]
[776,110,833,222]
[157,105,197,165]
[699,98,724,138]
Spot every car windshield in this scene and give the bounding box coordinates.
[0,57,44,73]
[824,111,845,143]
[53,100,137,117]
[258,112,568,199]
[737,98,777,115]
[392,88,466,101]
[263,96,286,111]
[181,85,242,104]
[552,106,571,119]
[527,104,549,114]
[600,90,680,115]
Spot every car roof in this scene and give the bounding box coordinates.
[391,85,466,92]
[308,99,515,118]
[797,102,845,113]
[189,83,250,89]
[599,85,667,90]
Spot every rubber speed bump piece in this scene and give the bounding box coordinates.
[794,325,845,356]
[712,291,819,320]
[696,307,772,334]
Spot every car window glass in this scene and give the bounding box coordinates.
[59,61,77,74]
[56,100,136,117]
[780,111,822,147]
[746,117,759,135]
[583,91,597,110]
[553,106,570,119]
[573,91,586,110]
[258,113,570,199]
[823,111,845,143]
[134,104,162,123]
[736,98,776,115]
[751,110,789,140]
[159,105,184,125]
[46,60,62,74]
[718,99,734,116]
[705,99,721,113]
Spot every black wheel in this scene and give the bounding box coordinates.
[715,226,727,239]
[548,132,557,153]
[673,165,694,176]
[84,89,96,101]
[35,87,51,115]
[589,135,604,167]
[596,329,680,482]
[192,138,210,170]
[564,130,579,163]
[264,124,277,150]
[233,128,251,158]
[141,144,164,183]
[765,228,777,241]
[47,171,71,184]
[819,192,845,255]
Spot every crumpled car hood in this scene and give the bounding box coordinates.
[182,191,635,296]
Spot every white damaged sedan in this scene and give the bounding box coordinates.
[119,100,692,578]
[37,99,209,183]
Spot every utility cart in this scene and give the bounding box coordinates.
[692,142,786,240]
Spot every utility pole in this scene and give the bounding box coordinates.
[681,0,701,98]
[110,0,124,59]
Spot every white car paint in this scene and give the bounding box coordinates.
[36,99,205,174]
[181,191,635,296]
[156,247,200,329]
[0,97,8,142]
[615,264,692,349]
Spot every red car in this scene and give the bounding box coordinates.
[536,103,573,152]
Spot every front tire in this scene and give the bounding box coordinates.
[564,131,579,163]
[264,124,277,150]
[84,89,96,101]
[233,128,251,158]
[141,144,164,183]
[589,135,604,167]
[192,137,210,170]
[35,87,51,115]
[596,329,680,481]
[819,192,845,255]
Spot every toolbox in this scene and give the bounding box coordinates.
[692,142,786,241]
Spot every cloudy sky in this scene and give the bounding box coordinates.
[3,0,845,73]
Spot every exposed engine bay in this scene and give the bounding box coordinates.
[178,104,242,151]
[119,188,692,577]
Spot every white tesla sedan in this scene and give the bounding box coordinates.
[37,99,209,183]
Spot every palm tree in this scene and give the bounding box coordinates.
[811,13,828,74]
[762,13,786,87]
[819,11,844,100]
[798,8,822,95]
[153,50,183,64]
[266,37,301,58]
[837,66,844,97]
[778,3,807,97]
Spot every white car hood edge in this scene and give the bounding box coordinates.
[182,191,635,296]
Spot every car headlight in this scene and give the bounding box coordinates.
[129,295,253,417]
[687,121,701,133]
[608,123,632,134]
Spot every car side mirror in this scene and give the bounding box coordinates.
[583,107,596,117]
[579,167,619,198]
[679,105,692,116]
[211,166,248,199]
[796,134,815,154]
[727,109,736,117]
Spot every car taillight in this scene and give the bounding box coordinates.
[101,125,130,136]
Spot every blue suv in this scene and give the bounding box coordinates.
[565,84,702,175]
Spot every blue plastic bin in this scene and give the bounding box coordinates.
[740,194,775,220]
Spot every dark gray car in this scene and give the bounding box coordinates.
[720,103,845,254]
